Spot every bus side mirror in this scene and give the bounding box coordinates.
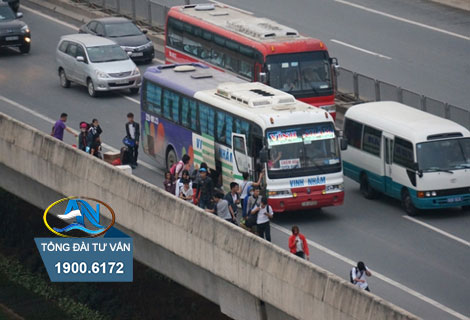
[259,148,269,163]
[412,162,423,178]
[258,72,267,84]
[330,57,340,74]
[340,138,348,151]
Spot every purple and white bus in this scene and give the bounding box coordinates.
[141,63,345,212]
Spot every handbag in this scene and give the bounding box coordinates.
[245,198,258,228]
[123,136,135,148]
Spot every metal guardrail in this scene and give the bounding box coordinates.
[75,0,470,130]
[336,67,470,129]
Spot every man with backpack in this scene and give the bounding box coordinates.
[195,167,213,209]
[125,112,140,169]
[171,154,190,179]
[224,182,240,218]
[350,261,372,292]
[51,113,77,141]
[252,197,274,242]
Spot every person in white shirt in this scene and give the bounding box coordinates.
[179,179,194,203]
[175,170,192,197]
[252,197,274,242]
[351,261,372,291]
[239,171,264,217]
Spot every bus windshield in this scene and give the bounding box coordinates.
[266,51,333,97]
[417,138,470,171]
[266,123,340,179]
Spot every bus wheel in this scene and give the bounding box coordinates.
[401,190,418,216]
[360,174,377,199]
[166,148,177,172]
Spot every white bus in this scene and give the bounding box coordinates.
[342,101,470,215]
[141,63,346,212]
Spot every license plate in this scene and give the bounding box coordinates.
[301,201,317,207]
[115,80,129,84]
[132,52,143,57]
[5,36,19,41]
[447,197,462,203]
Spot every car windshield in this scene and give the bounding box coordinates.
[266,51,333,97]
[0,5,16,21]
[86,45,129,63]
[105,22,141,37]
[417,138,470,171]
[266,122,341,179]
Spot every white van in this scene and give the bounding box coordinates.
[342,101,470,215]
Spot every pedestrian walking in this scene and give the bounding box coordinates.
[125,112,140,169]
[288,226,309,260]
[252,197,273,242]
[178,179,194,203]
[163,171,176,194]
[171,154,191,179]
[195,167,213,209]
[51,113,77,141]
[175,170,192,197]
[86,118,102,158]
[224,182,240,218]
[240,170,264,217]
[78,122,89,152]
[205,192,236,223]
[350,261,372,292]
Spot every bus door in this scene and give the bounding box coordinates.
[383,132,394,194]
[232,133,251,177]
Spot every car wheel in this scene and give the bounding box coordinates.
[59,69,71,88]
[130,87,140,94]
[19,44,30,54]
[166,148,177,172]
[87,79,97,97]
[360,174,378,199]
[402,190,418,216]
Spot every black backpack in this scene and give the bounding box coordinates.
[350,267,363,284]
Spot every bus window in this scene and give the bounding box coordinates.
[199,103,215,137]
[344,119,363,149]
[362,126,382,157]
[393,137,414,169]
[240,60,253,79]
[146,82,162,115]
[183,37,202,57]
[216,111,233,146]
[163,90,180,123]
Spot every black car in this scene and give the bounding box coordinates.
[79,17,154,64]
[2,0,19,13]
[0,3,30,53]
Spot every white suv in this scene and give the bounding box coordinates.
[56,34,141,97]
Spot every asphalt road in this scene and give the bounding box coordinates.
[190,0,469,109]
[0,6,469,320]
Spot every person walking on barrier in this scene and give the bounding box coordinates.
[288,226,309,260]
[196,167,213,209]
[125,112,140,169]
[225,182,240,218]
[350,261,372,292]
[78,122,89,152]
[86,118,102,158]
[51,113,77,141]
[252,197,273,242]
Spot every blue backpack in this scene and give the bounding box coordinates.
[242,185,253,217]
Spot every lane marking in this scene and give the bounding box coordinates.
[0,95,160,174]
[330,39,392,60]
[22,5,80,31]
[403,215,470,247]
[122,95,141,105]
[272,223,469,320]
[335,0,470,41]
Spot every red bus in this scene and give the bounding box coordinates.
[165,3,339,119]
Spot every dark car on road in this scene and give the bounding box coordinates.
[0,3,30,53]
[79,17,154,64]
[2,0,19,13]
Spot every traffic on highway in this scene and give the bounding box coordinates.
[0,0,469,319]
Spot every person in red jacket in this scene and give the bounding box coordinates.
[288,225,309,260]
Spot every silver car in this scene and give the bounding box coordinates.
[56,34,141,97]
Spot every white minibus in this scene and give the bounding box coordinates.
[342,101,470,215]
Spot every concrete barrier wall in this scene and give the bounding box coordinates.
[0,112,419,320]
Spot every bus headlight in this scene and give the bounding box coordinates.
[418,191,437,198]
[267,190,292,197]
[324,184,344,193]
